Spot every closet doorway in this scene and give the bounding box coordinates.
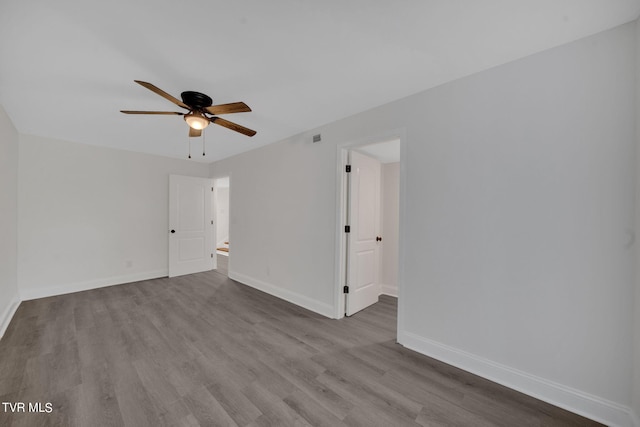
[336,137,401,317]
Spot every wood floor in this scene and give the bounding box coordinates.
[0,259,602,426]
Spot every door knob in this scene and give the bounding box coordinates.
[376,236,382,242]
[170,230,175,233]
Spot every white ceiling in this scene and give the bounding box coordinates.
[355,139,400,164]
[1,1,638,163]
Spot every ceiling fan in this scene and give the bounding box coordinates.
[121,80,256,138]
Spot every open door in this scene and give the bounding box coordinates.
[169,175,215,277]
[346,151,381,316]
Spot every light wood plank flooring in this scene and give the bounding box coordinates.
[0,260,602,426]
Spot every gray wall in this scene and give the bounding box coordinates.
[212,22,637,424]
[380,162,399,296]
[17,134,210,299]
[215,185,230,247]
[633,18,640,426]
[0,106,19,337]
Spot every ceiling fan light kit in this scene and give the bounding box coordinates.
[120,80,256,157]
[184,112,209,130]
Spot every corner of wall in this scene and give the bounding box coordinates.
[0,104,20,341]
[228,270,337,319]
[0,297,20,340]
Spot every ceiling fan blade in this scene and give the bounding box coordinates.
[189,127,202,137]
[205,102,251,115]
[134,80,190,109]
[211,117,256,137]
[120,110,184,115]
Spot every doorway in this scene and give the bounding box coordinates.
[336,136,402,318]
[213,176,230,276]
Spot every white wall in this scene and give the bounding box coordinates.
[398,23,635,424]
[380,162,399,297]
[215,184,230,247]
[210,136,338,317]
[0,105,20,337]
[18,134,209,299]
[212,22,637,425]
[633,18,640,427]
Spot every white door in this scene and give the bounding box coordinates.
[346,151,381,316]
[169,175,215,277]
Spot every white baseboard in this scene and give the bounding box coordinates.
[0,296,20,339]
[228,271,336,319]
[380,283,398,297]
[19,269,168,301]
[398,330,635,427]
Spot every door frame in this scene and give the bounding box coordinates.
[333,129,407,329]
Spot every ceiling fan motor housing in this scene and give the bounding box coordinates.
[181,91,213,109]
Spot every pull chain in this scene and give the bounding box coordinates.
[202,129,206,157]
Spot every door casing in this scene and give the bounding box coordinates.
[334,130,406,327]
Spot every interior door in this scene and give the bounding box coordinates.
[346,151,381,316]
[169,175,215,277]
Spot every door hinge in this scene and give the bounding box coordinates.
[343,285,349,294]
[211,187,214,191]
[344,225,350,233]
[345,165,351,173]
[211,253,214,258]
[211,220,214,225]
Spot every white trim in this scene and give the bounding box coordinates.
[398,330,636,427]
[0,297,20,339]
[333,147,349,319]
[228,270,335,319]
[396,128,408,340]
[19,269,168,301]
[379,284,398,297]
